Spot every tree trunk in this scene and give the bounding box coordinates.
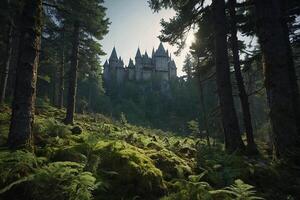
[212,0,245,153]
[58,42,65,109]
[7,24,20,99]
[254,0,300,163]
[196,58,211,146]
[64,21,80,124]
[8,0,42,150]
[0,23,13,104]
[228,0,258,154]
[52,63,57,105]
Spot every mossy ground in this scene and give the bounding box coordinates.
[0,103,298,199]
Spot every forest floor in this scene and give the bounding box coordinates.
[0,102,298,200]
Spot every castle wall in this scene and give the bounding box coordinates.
[142,70,152,81]
[155,57,168,71]
[169,68,177,80]
[156,71,169,81]
[116,68,125,83]
[128,68,135,80]
[103,67,110,82]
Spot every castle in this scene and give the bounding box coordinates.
[103,43,177,84]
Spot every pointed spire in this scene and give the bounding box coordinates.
[152,48,155,58]
[104,60,109,68]
[128,58,134,68]
[156,42,166,57]
[144,51,149,58]
[136,48,142,58]
[118,56,124,66]
[109,47,118,61]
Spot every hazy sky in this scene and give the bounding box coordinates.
[100,0,195,76]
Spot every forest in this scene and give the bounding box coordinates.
[0,0,299,199]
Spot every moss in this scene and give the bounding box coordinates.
[147,149,194,180]
[50,147,87,164]
[33,118,71,138]
[94,141,167,199]
[0,105,10,146]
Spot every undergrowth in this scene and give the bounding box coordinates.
[0,104,297,199]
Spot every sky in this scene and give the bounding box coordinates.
[100,0,195,76]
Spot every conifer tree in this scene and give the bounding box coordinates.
[8,0,42,149]
[254,0,300,163]
[212,0,245,152]
[149,0,245,152]
[57,0,109,124]
[228,0,257,154]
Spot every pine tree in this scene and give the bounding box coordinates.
[149,0,245,152]
[212,0,245,152]
[182,54,194,82]
[57,0,109,124]
[228,0,258,154]
[8,0,42,149]
[254,0,300,163]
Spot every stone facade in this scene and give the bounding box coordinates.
[103,43,177,84]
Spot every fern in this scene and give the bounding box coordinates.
[0,156,100,200]
[0,150,46,185]
[161,171,213,200]
[212,179,265,200]
[31,162,98,200]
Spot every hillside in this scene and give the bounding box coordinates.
[1,103,296,200]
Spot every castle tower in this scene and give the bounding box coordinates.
[109,47,118,69]
[103,60,110,82]
[142,51,153,80]
[154,42,169,81]
[135,48,143,81]
[116,56,125,83]
[168,60,177,79]
[128,58,135,80]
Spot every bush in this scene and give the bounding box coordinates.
[33,118,71,138]
[196,146,249,187]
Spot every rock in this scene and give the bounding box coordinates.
[71,125,83,135]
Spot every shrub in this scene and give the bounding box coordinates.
[196,146,249,187]
[33,118,71,138]
[213,179,265,200]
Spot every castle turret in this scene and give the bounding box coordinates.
[135,48,143,80]
[169,60,177,79]
[116,57,125,83]
[154,42,169,80]
[135,48,142,63]
[103,60,110,82]
[104,60,109,68]
[109,47,118,68]
[118,57,124,68]
[128,58,135,80]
